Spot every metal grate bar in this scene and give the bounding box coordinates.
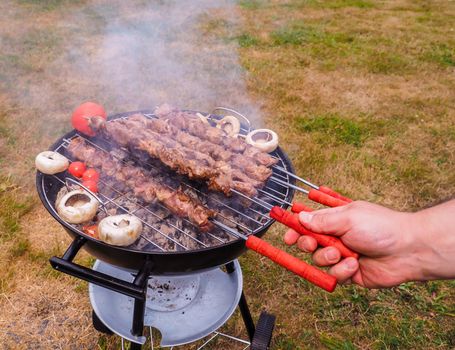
[54,110,297,251]
[70,136,229,244]
[59,142,209,250]
[262,182,288,199]
[63,135,228,246]
[49,174,168,251]
[182,182,262,226]
[258,188,292,206]
[75,134,266,232]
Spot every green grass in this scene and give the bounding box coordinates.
[364,50,411,74]
[422,43,455,67]
[239,0,264,10]
[0,176,34,242]
[320,334,356,350]
[313,0,375,9]
[236,33,260,47]
[10,239,31,258]
[296,114,366,147]
[0,0,454,348]
[236,2,455,346]
[270,23,354,47]
[17,0,85,11]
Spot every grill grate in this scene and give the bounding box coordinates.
[40,112,295,253]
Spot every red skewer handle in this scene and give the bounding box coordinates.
[270,206,359,259]
[291,202,314,213]
[308,189,349,207]
[318,186,353,203]
[246,235,337,292]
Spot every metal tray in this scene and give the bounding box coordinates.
[89,260,243,346]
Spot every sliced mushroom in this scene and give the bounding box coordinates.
[98,214,142,246]
[245,129,279,153]
[35,151,69,175]
[216,115,241,137]
[56,189,99,224]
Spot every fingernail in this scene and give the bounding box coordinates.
[345,258,358,270]
[325,248,338,261]
[299,212,313,223]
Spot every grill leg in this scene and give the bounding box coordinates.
[129,259,153,350]
[225,262,256,342]
[238,292,255,342]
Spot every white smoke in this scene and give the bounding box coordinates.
[45,0,263,123]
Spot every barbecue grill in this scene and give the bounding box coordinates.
[36,108,302,348]
[37,107,355,348]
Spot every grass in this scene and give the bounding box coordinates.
[296,113,365,147]
[236,33,260,47]
[422,43,455,67]
[309,0,375,9]
[235,0,455,347]
[0,176,34,242]
[0,0,454,349]
[17,0,85,11]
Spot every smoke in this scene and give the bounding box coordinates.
[46,0,262,123]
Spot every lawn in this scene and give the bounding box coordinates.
[0,0,454,349]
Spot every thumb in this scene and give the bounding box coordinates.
[298,206,351,236]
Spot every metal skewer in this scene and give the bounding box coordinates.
[273,165,319,189]
[270,177,309,195]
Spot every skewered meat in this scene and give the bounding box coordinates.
[128,114,273,183]
[67,137,216,231]
[154,104,278,167]
[96,118,259,197]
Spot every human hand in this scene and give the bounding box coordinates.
[284,201,422,288]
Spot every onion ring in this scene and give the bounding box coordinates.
[216,115,241,137]
[245,129,279,153]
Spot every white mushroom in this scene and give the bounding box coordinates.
[35,151,69,175]
[56,189,99,224]
[216,115,241,137]
[98,214,143,246]
[245,129,279,153]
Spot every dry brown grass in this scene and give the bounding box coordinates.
[1,0,454,349]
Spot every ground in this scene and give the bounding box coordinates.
[0,0,454,349]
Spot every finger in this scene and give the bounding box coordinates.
[312,246,341,266]
[298,205,352,235]
[296,235,318,253]
[284,229,300,245]
[327,257,359,283]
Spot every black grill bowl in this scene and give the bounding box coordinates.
[36,111,295,274]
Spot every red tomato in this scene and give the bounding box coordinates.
[71,102,107,136]
[82,180,98,193]
[82,224,98,238]
[68,161,86,178]
[82,168,100,182]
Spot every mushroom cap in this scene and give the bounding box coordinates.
[56,189,99,224]
[35,151,69,175]
[98,214,143,246]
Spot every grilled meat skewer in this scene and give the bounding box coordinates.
[154,104,278,167]
[67,137,216,232]
[97,118,260,197]
[128,114,273,183]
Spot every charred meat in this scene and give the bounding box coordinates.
[67,137,216,232]
[95,112,277,198]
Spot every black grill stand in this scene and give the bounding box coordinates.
[50,236,275,349]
